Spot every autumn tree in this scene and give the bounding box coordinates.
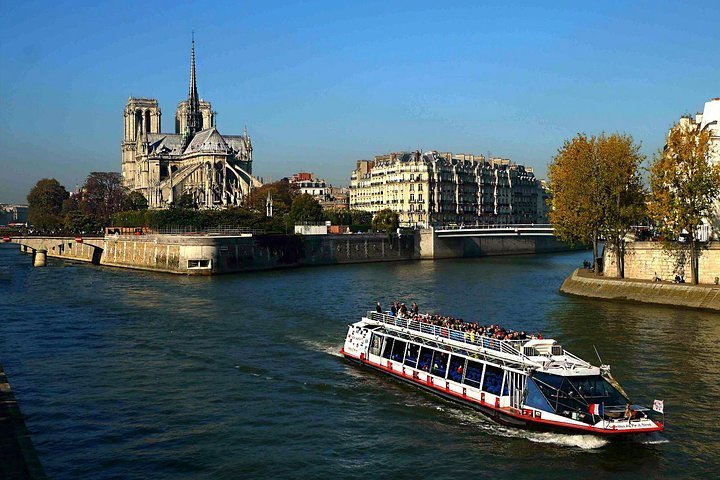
[548,134,604,274]
[27,178,69,231]
[648,121,720,284]
[595,133,646,278]
[548,133,646,276]
[82,172,128,224]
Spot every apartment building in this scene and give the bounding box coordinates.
[350,151,544,227]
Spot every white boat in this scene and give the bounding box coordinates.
[341,311,664,437]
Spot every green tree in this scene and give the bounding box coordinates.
[289,193,324,224]
[63,211,102,234]
[126,191,148,211]
[174,193,198,210]
[372,208,400,233]
[349,210,372,232]
[648,121,720,284]
[27,178,69,232]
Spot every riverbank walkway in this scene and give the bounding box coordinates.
[561,268,720,312]
[0,365,46,480]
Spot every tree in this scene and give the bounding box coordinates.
[595,133,646,278]
[174,193,198,210]
[648,121,720,284]
[289,193,324,224]
[82,172,128,225]
[548,134,604,274]
[126,191,148,211]
[27,178,69,232]
[246,179,294,216]
[372,208,400,233]
[63,211,102,234]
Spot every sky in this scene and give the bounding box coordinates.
[1,0,718,203]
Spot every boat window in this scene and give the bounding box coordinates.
[390,339,407,362]
[462,360,483,389]
[448,356,466,383]
[370,334,384,357]
[531,373,628,419]
[404,343,420,368]
[482,365,505,395]
[418,347,434,372]
[431,351,448,378]
[381,338,394,359]
[524,378,553,412]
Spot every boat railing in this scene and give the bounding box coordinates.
[366,311,527,359]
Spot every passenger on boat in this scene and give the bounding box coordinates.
[376,302,383,313]
[625,403,635,420]
[380,300,542,342]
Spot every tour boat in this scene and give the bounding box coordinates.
[341,311,664,437]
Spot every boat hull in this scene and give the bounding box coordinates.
[342,349,663,438]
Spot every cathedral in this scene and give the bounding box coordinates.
[121,39,261,208]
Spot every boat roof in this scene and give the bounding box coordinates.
[360,312,601,376]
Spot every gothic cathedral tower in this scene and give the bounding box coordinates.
[121,98,161,188]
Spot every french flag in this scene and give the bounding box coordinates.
[589,404,603,415]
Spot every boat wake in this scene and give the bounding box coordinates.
[411,398,610,449]
[293,337,345,358]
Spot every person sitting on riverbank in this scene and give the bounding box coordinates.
[653,272,662,283]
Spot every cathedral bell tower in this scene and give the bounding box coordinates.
[122,98,161,187]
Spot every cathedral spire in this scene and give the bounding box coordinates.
[189,32,199,107]
[184,32,203,138]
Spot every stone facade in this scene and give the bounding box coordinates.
[350,151,545,227]
[604,241,720,285]
[121,39,261,209]
[675,98,720,238]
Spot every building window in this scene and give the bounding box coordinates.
[188,259,211,269]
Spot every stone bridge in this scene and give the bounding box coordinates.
[4,236,104,266]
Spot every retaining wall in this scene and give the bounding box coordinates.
[604,242,720,284]
[560,269,720,312]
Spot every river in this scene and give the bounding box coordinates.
[1,245,718,479]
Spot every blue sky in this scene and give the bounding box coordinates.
[1,0,717,203]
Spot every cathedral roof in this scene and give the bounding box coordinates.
[183,127,231,154]
[147,133,185,155]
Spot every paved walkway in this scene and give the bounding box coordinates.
[0,365,46,480]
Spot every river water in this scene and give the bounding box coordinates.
[1,245,718,479]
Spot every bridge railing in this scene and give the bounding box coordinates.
[434,223,552,231]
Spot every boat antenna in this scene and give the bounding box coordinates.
[593,345,603,365]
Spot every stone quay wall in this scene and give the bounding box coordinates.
[604,241,720,285]
[12,230,575,275]
[16,233,416,275]
[426,233,573,259]
[561,268,720,312]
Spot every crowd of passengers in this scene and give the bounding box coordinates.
[376,301,543,341]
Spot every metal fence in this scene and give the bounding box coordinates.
[155,225,265,236]
[367,311,528,359]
